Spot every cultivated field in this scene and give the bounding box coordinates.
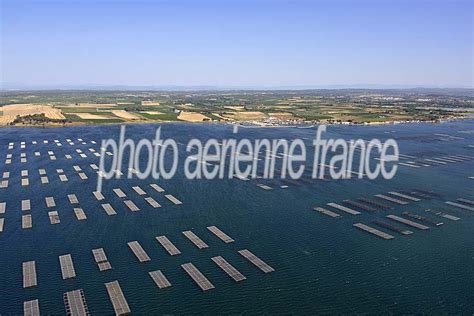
[0,104,65,125]
[177,111,211,122]
[74,113,111,120]
[111,110,142,120]
[224,111,266,121]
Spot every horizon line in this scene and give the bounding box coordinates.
[2,84,473,92]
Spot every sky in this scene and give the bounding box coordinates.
[0,0,473,89]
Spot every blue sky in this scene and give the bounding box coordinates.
[1,0,472,88]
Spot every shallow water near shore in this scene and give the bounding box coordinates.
[0,121,473,314]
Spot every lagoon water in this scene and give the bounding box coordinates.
[0,121,473,314]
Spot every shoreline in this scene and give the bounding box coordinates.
[0,115,470,129]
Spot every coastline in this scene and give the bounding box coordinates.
[0,115,470,129]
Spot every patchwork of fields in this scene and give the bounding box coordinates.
[0,90,472,126]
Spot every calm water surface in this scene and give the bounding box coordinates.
[0,121,473,314]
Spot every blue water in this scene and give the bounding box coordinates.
[0,121,473,314]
